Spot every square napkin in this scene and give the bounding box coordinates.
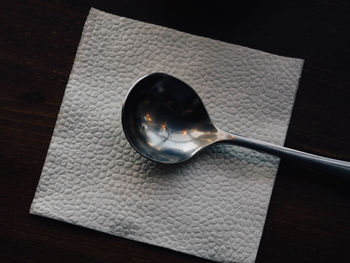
[31,8,303,263]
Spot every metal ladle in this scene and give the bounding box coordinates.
[122,72,350,177]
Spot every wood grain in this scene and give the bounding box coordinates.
[0,0,349,262]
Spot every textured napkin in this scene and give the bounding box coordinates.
[31,8,303,263]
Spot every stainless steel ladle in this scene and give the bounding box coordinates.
[122,72,350,177]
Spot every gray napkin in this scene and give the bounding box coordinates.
[31,8,304,263]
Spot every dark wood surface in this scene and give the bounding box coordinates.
[1,0,350,262]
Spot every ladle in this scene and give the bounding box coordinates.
[121,73,350,177]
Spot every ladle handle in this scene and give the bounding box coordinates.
[224,133,350,179]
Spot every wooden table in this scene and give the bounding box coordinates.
[1,0,349,262]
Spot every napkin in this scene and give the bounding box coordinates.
[30,8,303,263]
